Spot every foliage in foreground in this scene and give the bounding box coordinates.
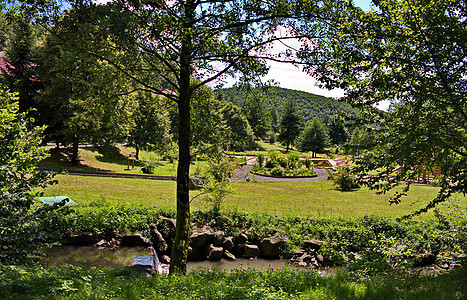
[0,263,466,299]
[0,87,65,264]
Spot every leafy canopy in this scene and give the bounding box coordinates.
[304,0,467,214]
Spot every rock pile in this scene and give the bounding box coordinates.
[61,217,330,269]
[289,239,328,268]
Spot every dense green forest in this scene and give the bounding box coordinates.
[218,86,359,124]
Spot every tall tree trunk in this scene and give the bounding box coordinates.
[170,82,191,274]
[71,135,79,165]
[170,2,194,273]
[135,144,140,161]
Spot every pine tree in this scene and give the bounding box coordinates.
[278,100,303,152]
[3,18,39,115]
[296,118,330,157]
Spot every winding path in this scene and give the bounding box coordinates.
[39,155,330,182]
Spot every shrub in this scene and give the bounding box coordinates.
[199,157,237,216]
[303,158,313,169]
[331,166,359,191]
[256,153,265,169]
[0,88,66,264]
[141,160,157,174]
[267,131,277,143]
[270,166,285,176]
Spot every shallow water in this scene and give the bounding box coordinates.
[41,246,293,272]
[41,245,150,268]
[187,258,291,273]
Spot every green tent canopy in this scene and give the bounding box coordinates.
[39,196,77,206]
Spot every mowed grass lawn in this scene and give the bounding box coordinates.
[40,175,465,219]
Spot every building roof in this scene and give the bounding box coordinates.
[0,51,11,75]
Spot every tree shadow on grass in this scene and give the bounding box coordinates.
[39,147,108,172]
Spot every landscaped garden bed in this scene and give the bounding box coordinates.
[251,151,317,177]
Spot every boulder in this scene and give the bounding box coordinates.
[222,236,235,252]
[234,243,246,258]
[161,255,171,264]
[223,250,236,261]
[208,245,223,261]
[148,223,167,253]
[298,261,308,267]
[213,231,225,246]
[301,254,313,263]
[190,230,213,247]
[244,245,260,258]
[187,246,199,261]
[157,216,176,231]
[260,234,289,259]
[236,233,248,244]
[121,234,152,247]
[291,249,305,258]
[315,253,325,265]
[303,239,323,251]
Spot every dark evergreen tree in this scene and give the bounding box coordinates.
[328,116,348,145]
[2,18,39,116]
[221,102,255,151]
[268,106,279,133]
[242,93,269,140]
[278,99,303,152]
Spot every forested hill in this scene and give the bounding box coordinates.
[217,86,358,123]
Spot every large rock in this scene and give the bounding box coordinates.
[222,236,235,252]
[157,216,176,231]
[223,250,236,261]
[260,234,289,259]
[244,245,260,259]
[148,223,167,253]
[190,230,213,247]
[208,245,223,261]
[213,231,225,246]
[121,234,152,247]
[236,233,249,244]
[303,239,323,251]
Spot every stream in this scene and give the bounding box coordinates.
[41,246,293,273]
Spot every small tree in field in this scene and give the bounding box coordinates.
[296,118,330,157]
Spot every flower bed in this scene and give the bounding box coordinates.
[252,151,317,177]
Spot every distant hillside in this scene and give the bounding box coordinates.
[217,87,358,123]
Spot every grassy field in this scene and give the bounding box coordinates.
[37,144,466,218]
[40,174,464,219]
